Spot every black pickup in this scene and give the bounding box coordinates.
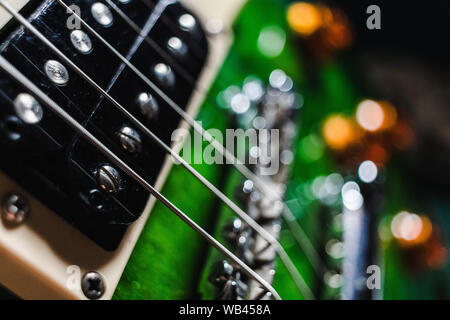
[0,0,208,250]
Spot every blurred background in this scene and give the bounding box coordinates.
[284,0,450,299]
[207,0,450,299]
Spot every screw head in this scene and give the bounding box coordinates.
[81,271,105,300]
[179,13,196,32]
[167,37,187,57]
[117,126,142,154]
[97,165,122,193]
[137,92,159,120]
[14,93,43,124]
[91,2,113,27]
[70,30,93,54]
[2,194,29,224]
[152,63,175,87]
[44,60,69,86]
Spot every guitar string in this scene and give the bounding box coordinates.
[61,0,324,277]
[56,0,315,298]
[137,0,324,274]
[105,0,230,94]
[1,0,312,298]
[139,0,325,276]
[105,0,196,84]
[0,0,312,298]
[0,53,281,300]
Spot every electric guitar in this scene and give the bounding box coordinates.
[0,0,447,301]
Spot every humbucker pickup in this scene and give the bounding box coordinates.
[0,0,208,250]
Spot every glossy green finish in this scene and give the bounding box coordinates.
[113,106,230,299]
[114,0,449,300]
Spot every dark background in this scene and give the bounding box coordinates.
[334,0,450,60]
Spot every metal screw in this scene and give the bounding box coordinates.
[167,37,187,57]
[70,30,93,54]
[178,13,196,32]
[81,271,105,300]
[91,2,113,27]
[235,179,256,205]
[117,126,142,154]
[242,180,254,194]
[152,63,175,87]
[44,60,69,86]
[97,165,121,193]
[14,93,43,124]
[2,194,29,224]
[137,92,159,120]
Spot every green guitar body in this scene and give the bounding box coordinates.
[0,0,445,301]
[111,0,449,300]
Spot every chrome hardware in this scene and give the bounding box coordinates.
[152,63,175,87]
[213,71,304,299]
[209,260,248,300]
[209,260,234,287]
[81,271,105,300]
[216,280,244,300]
[44,60,69,86]
[14,93,43,124]
[223,218,244,244]
[97,165,121,193]
[70,30,93,54]
[136,92,159,120]
[235,179,255,205]
[167,37,187,57]
[2,194,29,224]
[178,13,196,32]
[117,126,142,154]
[242,180,254,194]
[91,2,113,27]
